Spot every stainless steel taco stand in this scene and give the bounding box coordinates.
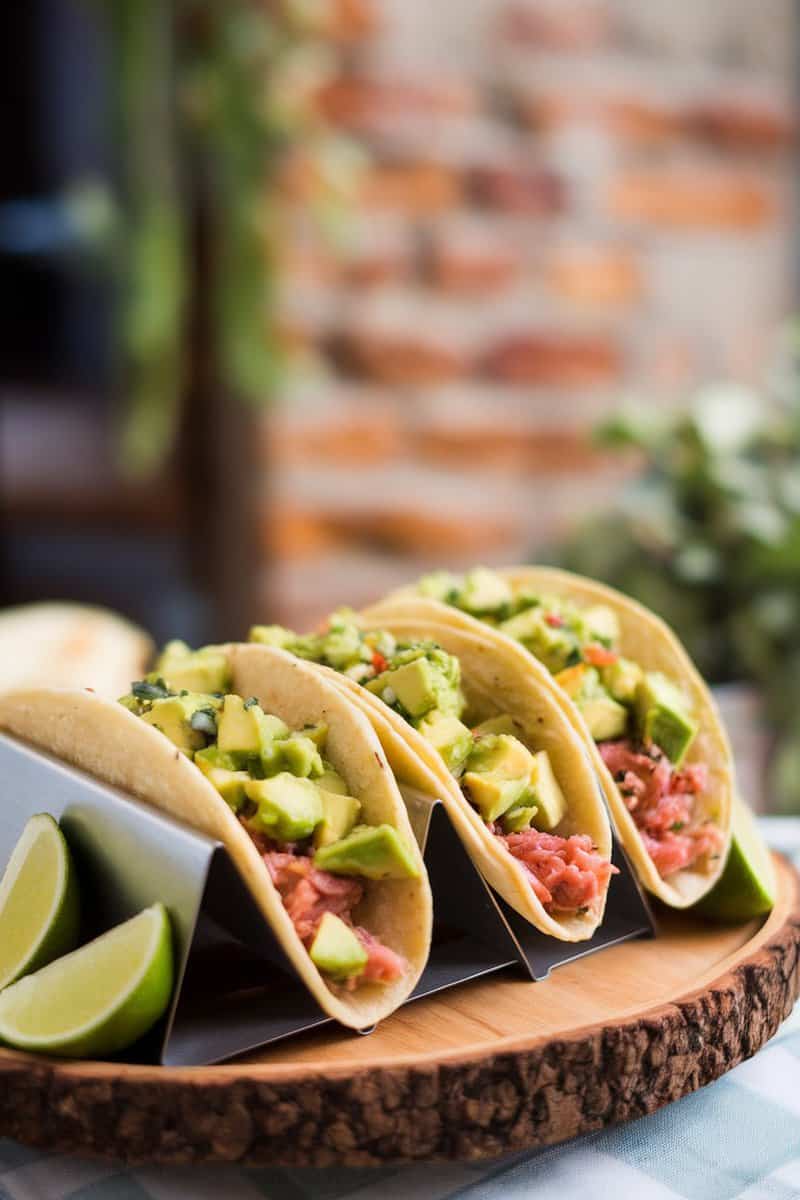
[0,730,797,1165]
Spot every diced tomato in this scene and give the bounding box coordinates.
[544,612,564,628]
[371,651,389,674]
[583,643,619,667]
[598,740,723,878]
[495,829,616,913]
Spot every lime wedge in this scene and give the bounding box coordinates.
[694,794,776,922]
[0,903,174,1058]
[0,814,79,991]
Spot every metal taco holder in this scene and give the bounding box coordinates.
[0,733,653,1067]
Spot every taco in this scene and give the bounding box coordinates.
[0,640,431,1029]
[370,565,734,907]
[249,615,615,941]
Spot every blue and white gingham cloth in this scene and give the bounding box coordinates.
[1,818,798,1200]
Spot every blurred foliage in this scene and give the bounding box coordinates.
[101,0,359,474]
[553,327,800,811]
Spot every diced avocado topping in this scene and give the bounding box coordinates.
[316,767,348,795]
[498,608,581,673]
[578,695,629,741]
[217,695,291,769]
[636,672,697,766]
[602,658,643,705]
[416,712,473,776]
[463,733,538,823]
[313,790,362,848]
[245,774,324,842]
[309,912,367,980]
[300,723,328,749]
[470,714,523,738]
[554,662,591,699]
[457,567,513,616]
[248,625,293,648]
[582,605,620,646]
[367,657,440,719]
[155,640,232,694]
[528,751,566,830]
[141,693,222,756]
[314,824,420,880]
[280,734,324,779]
[464,773,530,823]
[196,762,250,811]
[501,804,538,833]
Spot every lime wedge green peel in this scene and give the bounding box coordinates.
[0,814,80,991]
[694,794,776,922]
[0,903,174,1058]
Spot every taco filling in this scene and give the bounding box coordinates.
[250,618,614,914]
[120,641,419,988]
[414,568,724,878]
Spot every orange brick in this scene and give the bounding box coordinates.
[316,77,475,127]
[546,247,642,306]
[684,101,794,152]
[260,509,343,560]
[330,509,516,555]
[608,171,776,228]
[330,332,468,385]
[497,2,609,50]
[426,239,518,293]
[271,410,403,466]
[359,162,461,214]
[469,166,565,215]
[482,333,622,385]
[604,99,681,144]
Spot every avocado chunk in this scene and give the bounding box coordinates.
[583,605,620,646]
[194,744,241,772]
[313,789,362,848]
[500,804,538,833]
[528,751,566,830]
[142,693,221,755]
[195,761,250,812]
[316,767,348,795]
[217,695,289,765]
[636,672,697,765]
[470,714,523,738]
[280,734,324,779]
[416,712,473,776]
[314,824,420,879]
[300,723,328,750]
[554,662,590,699]
[578,695,629,741]
[467,733,536,778]
[463,733,537,823]
[463,773,530,823]
[245,774,323,842]
[155,640,232,694]
[499,609,578,673]
[248,625,293,648]
[368,657,440,719]
[458,567,512,616]
[602,658,643,705]
[309,913,367,980]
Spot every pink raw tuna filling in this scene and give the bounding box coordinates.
[493,828,616,912]
[599,740,723,878]
[255,841,406,984]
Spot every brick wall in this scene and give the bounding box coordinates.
[260,0,796,629]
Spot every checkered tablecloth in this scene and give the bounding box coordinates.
[1,818,798,1200]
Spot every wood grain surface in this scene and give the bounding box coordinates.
[1,853,797,1167]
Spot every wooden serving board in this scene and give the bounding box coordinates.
[1,853,798,1169]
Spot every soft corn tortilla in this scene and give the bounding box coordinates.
[369,565,734,908]
[319,617,613,942]
[0,644,432,1030]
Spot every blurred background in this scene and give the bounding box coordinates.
[1,0,798,807]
